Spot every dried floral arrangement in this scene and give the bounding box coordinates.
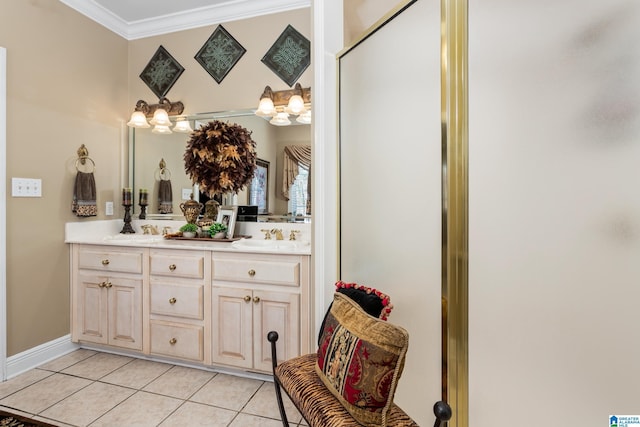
[184,120,257,196]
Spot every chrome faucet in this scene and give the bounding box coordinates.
[271,228,284,240]
[162,226,172,235]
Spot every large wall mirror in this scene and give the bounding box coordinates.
[128,109,311,222]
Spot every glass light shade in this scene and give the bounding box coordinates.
[173,119,193,133]
[296,110,312,124]
[149,108,171,126]
[285,94,306,115]
[255,97,276,117]
[270,112,291,126]
[127,111,150,128]
[152,124,172,134]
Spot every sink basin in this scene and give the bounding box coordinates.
[231,239,310,250]
[103,234,165,243]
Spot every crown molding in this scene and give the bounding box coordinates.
[59,0,311,40]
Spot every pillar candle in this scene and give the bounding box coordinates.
[122,188,132,205]
[139,189,148,205]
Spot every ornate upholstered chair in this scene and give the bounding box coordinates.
[267,281,452,427]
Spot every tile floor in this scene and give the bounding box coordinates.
[0,349,307,427]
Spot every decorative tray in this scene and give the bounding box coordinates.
[163,235,251,242]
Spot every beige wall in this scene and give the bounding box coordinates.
[127,9,311,214]
[128,9,312,117]
[344,0,401,46]
[1,2,310,356]
[1,0,128,355]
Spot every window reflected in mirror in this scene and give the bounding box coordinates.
[288,165,309,216]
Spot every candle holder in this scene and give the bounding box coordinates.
[120,204,135,234]
[138,203,148,220]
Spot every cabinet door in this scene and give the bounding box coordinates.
[76,273,108,345]
[211,287,253,369]
[253,291,299,373]
[108,277,143,350]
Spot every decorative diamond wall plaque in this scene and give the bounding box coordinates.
[261,25,310,87]
[195,26,246,84]
[139,46,185,99]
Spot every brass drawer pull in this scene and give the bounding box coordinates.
[244,295,251,302]
[248,269,256,277]
[169,264,177,271]
[98,281,106,288]
[169,338,177,345]
[253,296,260,303]
[101,259,110,266]
[169,297,177,304]
[105,282,112,289]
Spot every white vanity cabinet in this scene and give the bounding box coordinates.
[71,245,143,351]
[211,252,309,373]
[69,239,311,375]
[148,249,208,362]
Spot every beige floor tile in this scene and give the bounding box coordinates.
[61,352,133,380]
[0,405,37,418]
[89,391,182,427]
[100,358,172,389]
[40,381,135,427]
[190,374,262,411]
[0,373,91,414]
[159,401,237,427]
[143,365,215,399]
[38,349,98,372]
[242,382,302,424]
[33,414,87,427]
[0,369,53,399]
[228,412,284,427]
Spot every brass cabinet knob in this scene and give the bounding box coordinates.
[101,259,110,266]
[105,282,112,289]
[248,269,256,277]
[169,338,177,345]
[244,295,251,302]
[169,264,177,271]
[253,296,260,303]
[169,297,177,304]
[98,281,106,288]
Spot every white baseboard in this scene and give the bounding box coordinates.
[6,335,79,379]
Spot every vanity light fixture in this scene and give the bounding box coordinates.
[126,97,186,134]
[173,118,194,133]
[255,83,311,126]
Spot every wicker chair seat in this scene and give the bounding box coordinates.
[275,353,419,427]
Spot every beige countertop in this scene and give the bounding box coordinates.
[65,219,311,255]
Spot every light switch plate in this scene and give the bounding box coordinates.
[12,177,42,197]
[105,201,114,216]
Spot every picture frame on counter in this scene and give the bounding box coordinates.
[216,205,238,239]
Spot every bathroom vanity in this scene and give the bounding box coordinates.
[66,220,311,375]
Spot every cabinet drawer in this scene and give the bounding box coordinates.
[212,256,300,287]
[78,247,143,274]
[150,251,204,279]
[150,322,203,361]
[150,282,203,320]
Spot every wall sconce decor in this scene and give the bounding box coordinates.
[140,46,184,99]
[195,25,246,84]
[126,98,193,134]
[261,25,310,87]
[254,83,311,126]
